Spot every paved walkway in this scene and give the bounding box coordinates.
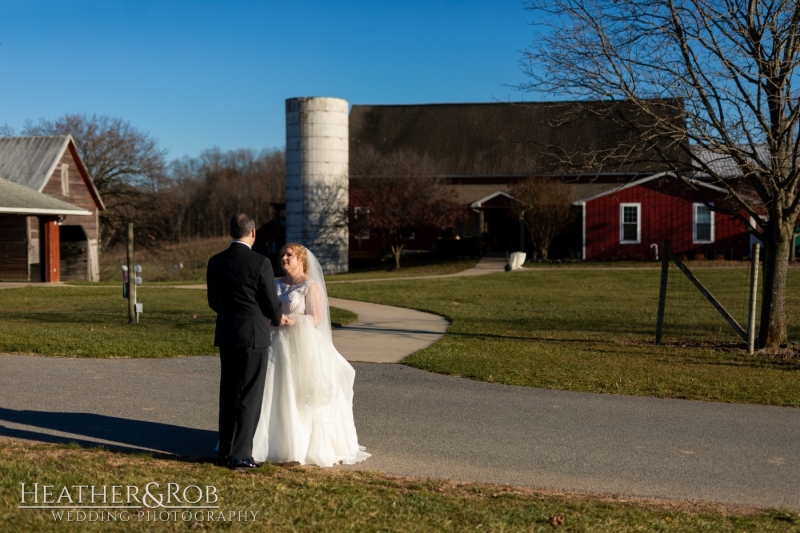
[326,256,510,284]
[330,298,449,363]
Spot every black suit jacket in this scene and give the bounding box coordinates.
[206,242,283,348]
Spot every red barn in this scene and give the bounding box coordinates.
[576,172,751,260]
[348,100,688,261]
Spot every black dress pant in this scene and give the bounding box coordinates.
[218,346,268,460]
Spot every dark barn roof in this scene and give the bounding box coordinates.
[350,99,687,176]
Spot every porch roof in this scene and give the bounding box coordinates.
[0,176,92,216]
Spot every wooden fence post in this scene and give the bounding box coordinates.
[747,242,760,354]
[655,240,670,345]
[126,223,135,324]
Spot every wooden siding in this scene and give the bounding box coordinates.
[38,144,100,280]
[0,216,29,280]
[40,148,98,240]
[583,178,751,260]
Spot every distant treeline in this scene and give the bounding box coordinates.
[103,147,286,249]
[10,113,286,250]
[168,148,285,241]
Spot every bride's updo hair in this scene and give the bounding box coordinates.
[281,243,309,274]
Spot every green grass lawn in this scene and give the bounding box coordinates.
[1,440,796,533]
[327,268,800,406]
[4,266,799,406]
[0,287,356,358]
[523,261,661,269]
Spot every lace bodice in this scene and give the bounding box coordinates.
[276,279,314,315]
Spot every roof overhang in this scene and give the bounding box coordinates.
[0,207,92,216]
[0,174,95,216]
[469,191,517,208]
[571,172,728,205]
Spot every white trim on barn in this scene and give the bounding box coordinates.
[573,172,670,205]
[693,203,715,243]
[0,207,92,215]
[38,136,71,193]
[580,201,586,260]
[571,171,729,206]
[469,191,516,208]
[620,203,641,244]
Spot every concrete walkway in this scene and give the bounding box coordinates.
[326,256,509,284]
[330,298,449,363]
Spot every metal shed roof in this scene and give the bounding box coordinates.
[0,135,104,210]
[0,176,92,215]
[689,145,770,178]
[0,136,72,190]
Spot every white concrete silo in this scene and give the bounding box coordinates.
[285,97,349,274]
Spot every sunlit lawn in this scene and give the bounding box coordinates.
[328,268,800,406]
[3,265,800,406]
[0,287,356,358]
[1,440,796,533]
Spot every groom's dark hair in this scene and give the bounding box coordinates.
[230,213,256,239]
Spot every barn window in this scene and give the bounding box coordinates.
[61,163,69,196]
[620,203,640,243]
[694,203,714,243]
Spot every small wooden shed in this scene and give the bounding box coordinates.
[0,136,104,281]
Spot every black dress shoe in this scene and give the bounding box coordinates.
[215,456,229,467]
[228,457,258,471]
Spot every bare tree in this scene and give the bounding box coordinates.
[23,113,167,194]
[350,148,464,269]
[509,178,576,260]
[23,113,168,247]
[522,0,800,347]
[167,147,285,240]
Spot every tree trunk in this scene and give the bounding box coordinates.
[758,221,793,347]
[391,244,404,269]
[537,235,551,260]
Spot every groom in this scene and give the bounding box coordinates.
[207,213,287,470]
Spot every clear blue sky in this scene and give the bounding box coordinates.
[0,1,538,161]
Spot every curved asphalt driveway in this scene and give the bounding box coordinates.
[1,259,799,509]
[1,353,798,509]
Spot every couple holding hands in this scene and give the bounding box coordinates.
[207,213,369,470]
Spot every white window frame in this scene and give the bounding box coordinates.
[619,203,641,244]
[693,203,715,243]
[61,163,69,196]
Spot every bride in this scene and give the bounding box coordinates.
[251,243,370,467]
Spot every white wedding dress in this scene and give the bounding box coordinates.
[251,252,370,467]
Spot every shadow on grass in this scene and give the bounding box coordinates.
[0,408,216,459]
[675,356,800,372]
[0,311,214,327]
[445,331,617,344]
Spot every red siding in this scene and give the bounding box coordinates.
[583,178,751,260]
